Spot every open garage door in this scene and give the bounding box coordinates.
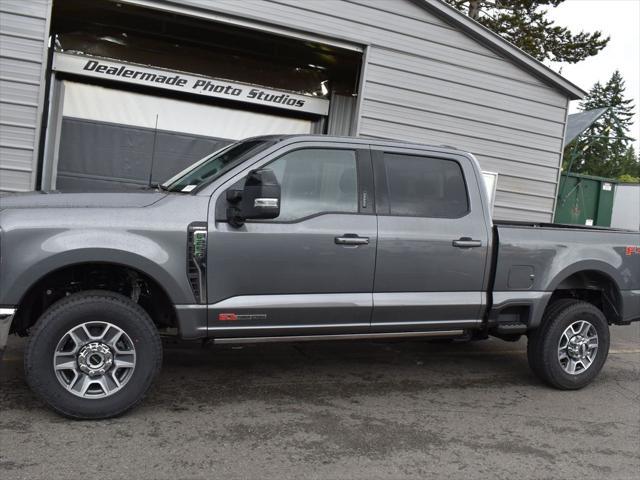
[53,81,315,191]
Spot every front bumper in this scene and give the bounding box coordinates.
[0,307,16,359]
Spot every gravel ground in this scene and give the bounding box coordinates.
[1,323,638,480]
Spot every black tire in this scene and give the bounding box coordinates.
[527,299,609,390]
[527,298,576,379]
[24,290,162,419]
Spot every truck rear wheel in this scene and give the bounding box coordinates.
[24,290,162,419]
[527,299,609,390]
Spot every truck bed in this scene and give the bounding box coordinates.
[493,219,637,233]
[492,222,640,327]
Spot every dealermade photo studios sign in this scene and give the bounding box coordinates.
[53,53,330,116]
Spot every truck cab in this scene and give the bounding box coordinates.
[192,136,491,339]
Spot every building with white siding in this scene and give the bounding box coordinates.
[0,0,585,222]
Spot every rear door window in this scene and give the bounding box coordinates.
[382,153,469,218]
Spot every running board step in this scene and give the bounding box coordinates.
[214,330,464,344]
[495,323,527,334]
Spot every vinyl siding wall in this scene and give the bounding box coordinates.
[0,0,572,222]
[163,0,570,222]
[0,0,51,192]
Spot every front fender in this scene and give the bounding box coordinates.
[1,228,194,306]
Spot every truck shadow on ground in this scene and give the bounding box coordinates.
[1,337,539,413]
[146,338,540,407]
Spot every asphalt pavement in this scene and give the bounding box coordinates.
[1,323,638,480]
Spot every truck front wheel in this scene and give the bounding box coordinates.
[24,290,162,419]
[527,299,609,390]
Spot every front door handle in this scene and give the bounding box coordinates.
[335,234,369,246]
[452,237,482,248]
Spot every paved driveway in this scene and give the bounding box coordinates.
[1,324,638,480]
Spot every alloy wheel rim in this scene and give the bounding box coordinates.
[557,320,598,375]
[53,321,136,398]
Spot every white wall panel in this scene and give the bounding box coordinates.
[62,81,313,139]
[0,169,32,192]
[611,185,640,231]
[0,0,51,191]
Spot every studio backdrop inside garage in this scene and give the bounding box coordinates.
[0,0,586,221]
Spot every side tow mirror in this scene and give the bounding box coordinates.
[226,169,281,227]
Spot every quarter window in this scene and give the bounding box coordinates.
[383,153,469,218]
[266,148,358,221]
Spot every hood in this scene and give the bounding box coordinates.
[0,191,167,209]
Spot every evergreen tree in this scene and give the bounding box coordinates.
[617,147,640,182]
[444,0,609,63]
[567,71,637,179]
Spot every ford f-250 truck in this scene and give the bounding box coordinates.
[1,135,638,419]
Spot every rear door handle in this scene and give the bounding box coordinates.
[335,234,369,246]
[452,237,482,248]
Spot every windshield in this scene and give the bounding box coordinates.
[162,139,276,192]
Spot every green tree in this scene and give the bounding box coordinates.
[444,0,609,63]
[567,71,637,179]
[616,147,639,183]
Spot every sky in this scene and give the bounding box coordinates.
[548,0,640,152]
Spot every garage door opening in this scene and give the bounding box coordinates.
[53,81,314,191]
[42,0,362,191]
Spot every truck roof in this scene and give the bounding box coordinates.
[250,134,463,154]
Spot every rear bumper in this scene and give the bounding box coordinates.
[0,307,16,359]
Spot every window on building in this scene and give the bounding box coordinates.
[267,148,358,221]
[383,153,469,218]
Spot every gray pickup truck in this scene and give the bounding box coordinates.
[1,135,638,419]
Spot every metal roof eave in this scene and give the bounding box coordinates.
[564,108,609,144]
[416,0,587,100]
